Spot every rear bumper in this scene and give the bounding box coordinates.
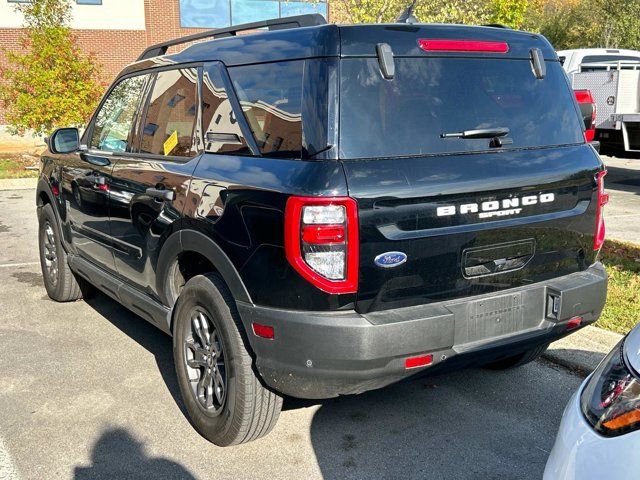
[237,263,607,399]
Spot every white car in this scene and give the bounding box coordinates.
[544,323,640,479]
[558,48,640,75]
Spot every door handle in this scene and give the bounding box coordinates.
[146,187,175,202]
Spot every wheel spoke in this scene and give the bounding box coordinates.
[197,369,210,395]
[192,312,211,348]
[205,383,214,409]
[210,330,222,358]
[213,368,225,404]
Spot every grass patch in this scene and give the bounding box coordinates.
[597,239,640,335]
[0,154,39,179]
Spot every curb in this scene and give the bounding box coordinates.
[544,325,623,375]
[0,178,37,191]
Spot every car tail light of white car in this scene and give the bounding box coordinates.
[580,338,640,437]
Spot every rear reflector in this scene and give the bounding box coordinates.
[566,316,583,330]
[405,354,433,369]
[252,323,275,339]
[418,39,509,53]
[301,225,345,244]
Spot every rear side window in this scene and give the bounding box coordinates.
[90,75,146,153]
[339,58,584,159]
[140,68,198,157]
[228,61,303,157]
[201,65,250,155]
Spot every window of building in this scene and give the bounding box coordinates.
[90,75,147,153]
[179,0,327,28]
[228,60,303,157]
[201,65,250,155]
[140,68,198,158]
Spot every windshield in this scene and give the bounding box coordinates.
[339,57,584,159]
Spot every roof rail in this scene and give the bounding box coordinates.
[482,23,511,29]
[137,14,327,61]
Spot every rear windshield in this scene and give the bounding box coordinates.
[339,58,584,159]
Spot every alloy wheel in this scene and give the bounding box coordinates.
[42,222,58,287]
[183,308,227,416]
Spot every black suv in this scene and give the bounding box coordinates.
[38,15,608,446]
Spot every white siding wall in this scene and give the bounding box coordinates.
[0,0,145,30]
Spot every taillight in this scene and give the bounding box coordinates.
[418,39,509,53]
[593,170,609,251]
[284,196,358,294]
[581,339,640,437]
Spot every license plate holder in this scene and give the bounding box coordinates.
[464,292,525,343]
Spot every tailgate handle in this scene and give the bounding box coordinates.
[462,239,535,278]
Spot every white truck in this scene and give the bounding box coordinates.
[559,49,640,153]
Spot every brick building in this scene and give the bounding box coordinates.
[0,0,328,126]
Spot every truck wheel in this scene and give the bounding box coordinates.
[38,203,91,302]
[173,273,282,446]
[483,343,550,370]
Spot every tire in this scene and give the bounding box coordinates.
[71,183,83,211]
[173,273,282,446]
[38,203,93,302]
[483,343,550,370]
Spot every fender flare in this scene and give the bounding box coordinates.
[156,229,253,307]
[36,177,54,209]
[36,177,73,250]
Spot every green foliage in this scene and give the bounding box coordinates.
[487,0,529,29]
[597,0,640,49]
[597,240,640,335]
[329,0,640,51]
[0,0,102,136]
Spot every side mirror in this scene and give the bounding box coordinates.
[49,128,80,154]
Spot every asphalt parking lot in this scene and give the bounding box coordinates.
[0,153,638,480]
[601,155,640,244]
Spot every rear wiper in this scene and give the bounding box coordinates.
[441,127,510,139]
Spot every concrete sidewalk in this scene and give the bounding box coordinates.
[545,325,623,375]
[0,178,37,191]
[601,155,640,244]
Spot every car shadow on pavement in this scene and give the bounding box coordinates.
[83,292,189,420]
[304,362,582,480]
[74,427,196,479]
[605,164,640,196]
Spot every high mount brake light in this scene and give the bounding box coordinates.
[284,196,359,294]
[418,39,509,53]
[594,170,609,251]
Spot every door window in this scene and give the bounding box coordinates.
[140,68,198,158]
[90,75,147,153]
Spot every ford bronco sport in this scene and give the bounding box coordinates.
[37,14,608,446]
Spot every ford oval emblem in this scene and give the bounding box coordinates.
[374,251,407,268]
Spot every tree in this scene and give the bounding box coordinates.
[0,0,102,136]
[597,0,640,49]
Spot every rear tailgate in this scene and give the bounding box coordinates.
[343,145,601,313]
[337,27,603,313]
